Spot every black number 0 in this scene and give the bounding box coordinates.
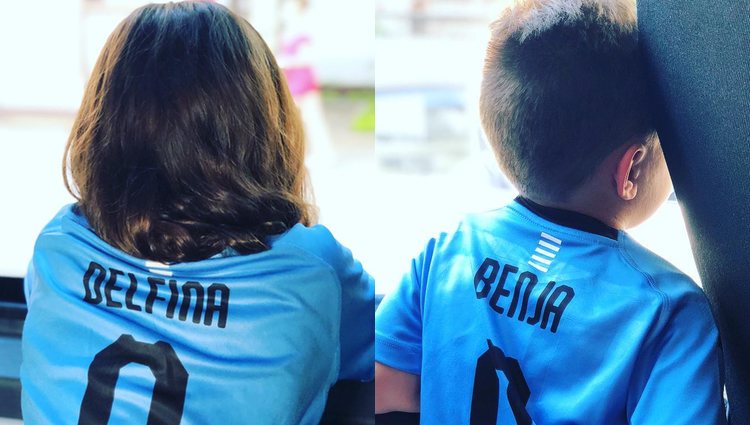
[78,334,189,425]
[470,339,531,425]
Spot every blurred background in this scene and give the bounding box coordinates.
[373,0,699,294]
[0,0,373,421]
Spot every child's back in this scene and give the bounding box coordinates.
[23,206,372,424]
[376,199,723,423]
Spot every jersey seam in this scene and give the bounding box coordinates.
[63,212,342,282]
[277,241,345,382]
[617,240,671,413]
[617,242,671,311]
[376,332,422,354]
[375,334,422,375]
[271,241,341,281]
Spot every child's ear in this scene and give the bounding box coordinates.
[614,144,646,201]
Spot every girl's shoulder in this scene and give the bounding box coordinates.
[37,203,79,236]
[271,223,352,270]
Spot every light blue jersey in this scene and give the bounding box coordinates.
[376,198,725,424]
[22,204,374,425]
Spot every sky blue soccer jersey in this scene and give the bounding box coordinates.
[22,204,374,425]
[376,198,725,424]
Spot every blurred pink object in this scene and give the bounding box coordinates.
[281,34,319,97]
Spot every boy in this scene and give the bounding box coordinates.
[374,0,726,423]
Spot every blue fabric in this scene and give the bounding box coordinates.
[22,204,373,425]
[376,200,724,424]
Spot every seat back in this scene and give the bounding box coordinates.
[638,2,750,421]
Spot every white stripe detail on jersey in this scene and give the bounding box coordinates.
[539,240,561,252]
[145,261,173,276]
[528,261,549,273]
[534,247,557,258]
[531,255,552,265]
[540,232,562,245]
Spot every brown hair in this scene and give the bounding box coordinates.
[479,0,654,202]
[64,1,314,263]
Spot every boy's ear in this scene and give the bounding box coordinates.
[614,144,646,201]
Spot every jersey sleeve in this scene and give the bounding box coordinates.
[375,238,437,376]
[627,291,726,424]
[275,224,375,381]
[335,241,375,381]
[24,259,35,302]
[24,207,67,303]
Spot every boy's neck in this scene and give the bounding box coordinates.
[522,188,630,231]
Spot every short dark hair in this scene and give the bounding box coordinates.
[479,0,654,202]
[64,1,313,263]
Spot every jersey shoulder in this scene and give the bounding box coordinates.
[431,206,519,244]
[33,207,360,286]
[427,203,566,260]
[619,233,709,309]
[33,203,101,258]
[37,203,77,238]
[459,205,521,236]
[32,204,147,270]
[407,205,539,286]
[271,223,353,274]
[441,204,706,305]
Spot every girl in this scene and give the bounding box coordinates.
[21,2,373,424]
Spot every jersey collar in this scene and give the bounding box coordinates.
[514,196,619,240]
